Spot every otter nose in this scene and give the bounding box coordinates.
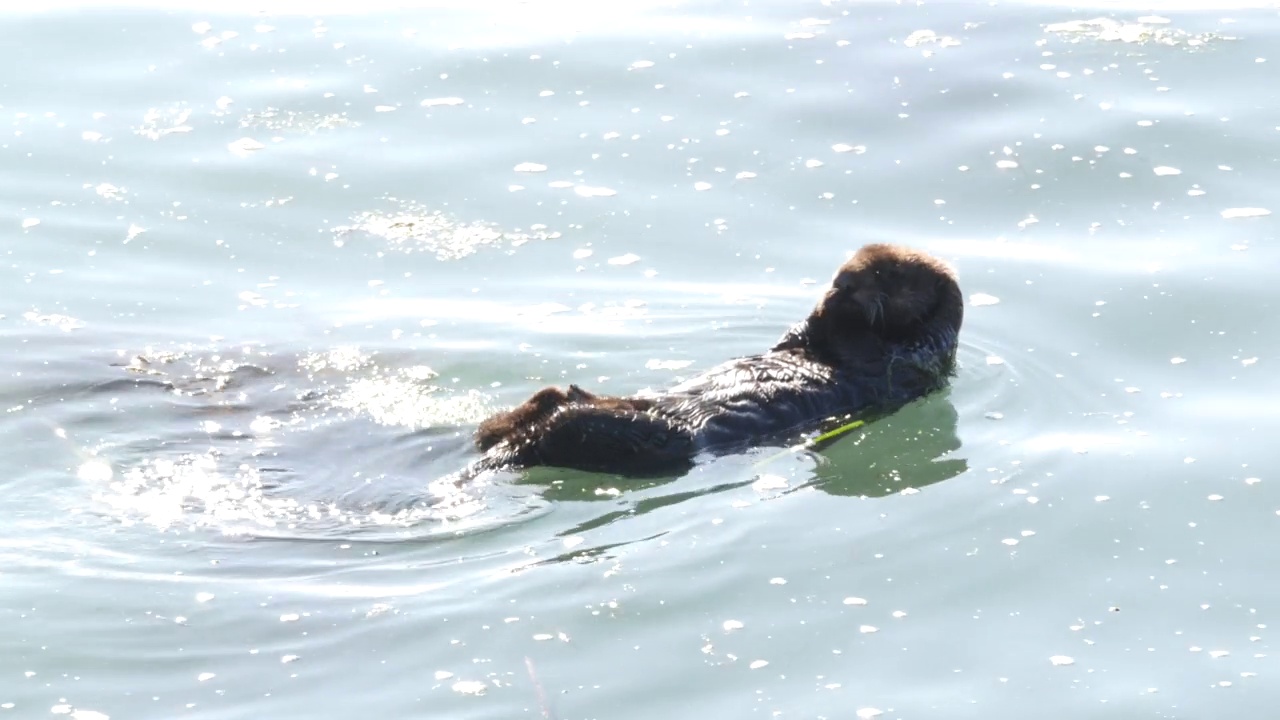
[851,288,881,322]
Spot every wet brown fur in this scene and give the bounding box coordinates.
[471,243,963,475]
[475,385,654,452]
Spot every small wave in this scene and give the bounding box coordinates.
[75,343,550,540]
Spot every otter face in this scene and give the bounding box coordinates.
[817,243,959,339]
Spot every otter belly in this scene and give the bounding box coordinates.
[651,352,869,451]
[684,389,857,450]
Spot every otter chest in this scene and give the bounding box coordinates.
[653,354,871,450]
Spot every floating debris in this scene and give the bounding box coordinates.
[645,359,692,370]
[573,185,617,198]
[94,182,124,199]
[239,107,354,132]
[1045,17,1232,48]
[608,253,641,266]
[451,680,487,695]
[904,29,961,48]
[333,201,558,260]
[23,312,84,332]
[751,474,788,492]
[135,105,193,140]
[1221,207,1271,219]
[228,137,266,155]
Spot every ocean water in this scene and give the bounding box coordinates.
[3,1,1279,718]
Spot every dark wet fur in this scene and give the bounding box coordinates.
[475,385,656,453]
[470,243,964,476]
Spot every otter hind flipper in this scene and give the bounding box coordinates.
[527,404,695,475]
[475,386,576,452]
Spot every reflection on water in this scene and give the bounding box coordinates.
[334,199,562,261]
[65,344,528,539]
[517,396,966,502]
[503,392,968,567]
[812,396,966,498]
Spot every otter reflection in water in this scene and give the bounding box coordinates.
[472,243,964,476]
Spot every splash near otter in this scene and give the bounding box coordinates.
[472,243,963,476]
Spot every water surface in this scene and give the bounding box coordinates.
[3,2,1280,718]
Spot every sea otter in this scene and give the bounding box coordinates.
[471,243,963,475]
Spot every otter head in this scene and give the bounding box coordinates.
[810,243,963,357]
